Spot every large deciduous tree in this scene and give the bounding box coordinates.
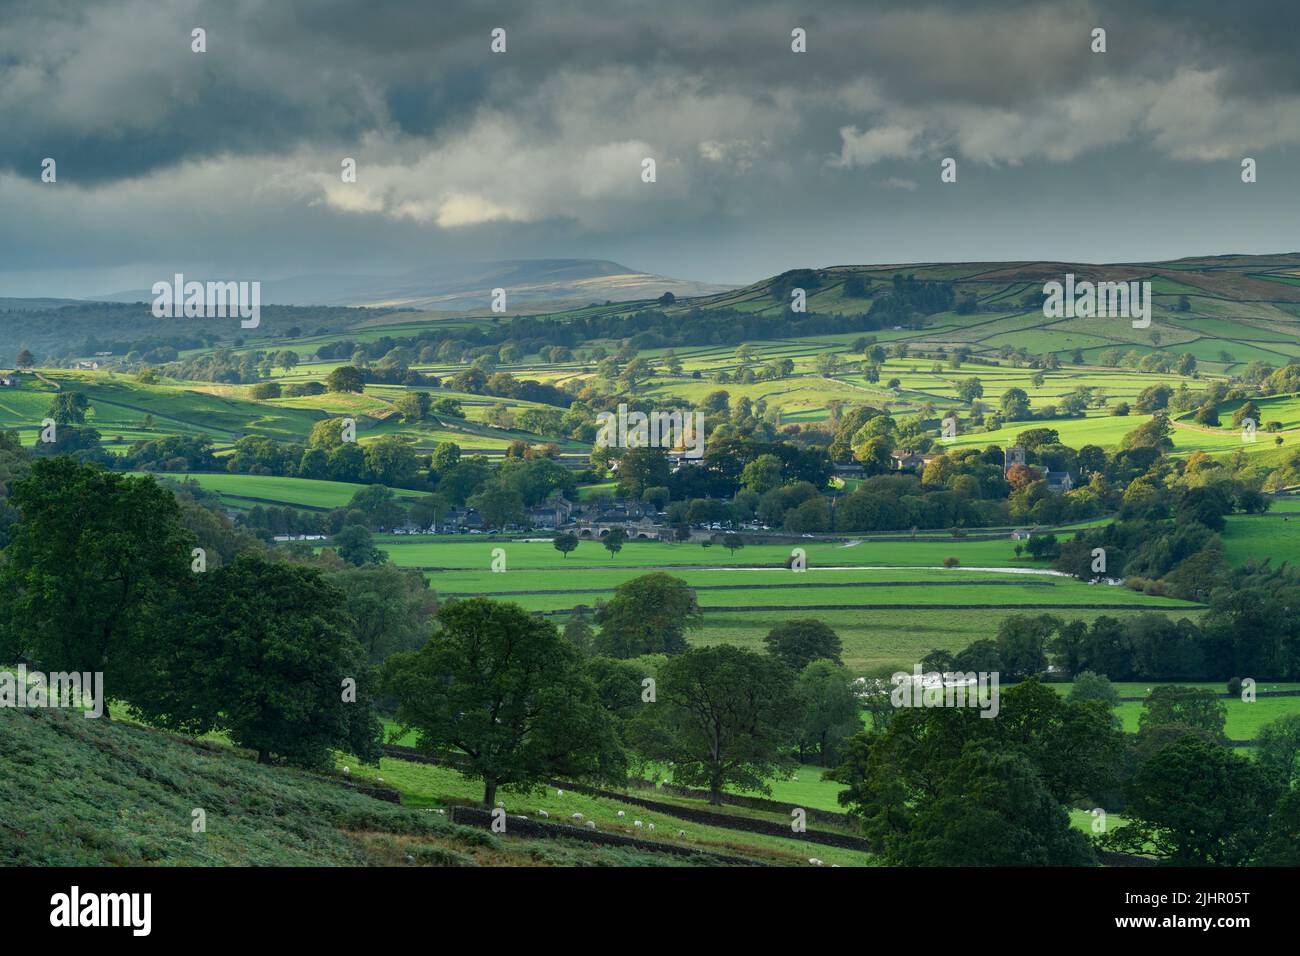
[593,572,701,657]
[133,555,382,768]
[630,645,797,804]
[384,598,623,806]
[0,458,193,717]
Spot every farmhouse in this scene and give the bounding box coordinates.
[0,374,15,387]
[524,492,574,529]
[890,449,939,472]
[1045,471,1075,494]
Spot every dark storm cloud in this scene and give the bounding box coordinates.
[2,0,1300,295]
[1,0,1293,179]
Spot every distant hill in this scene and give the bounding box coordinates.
[8,253,1300,370]
[97,258,731,310]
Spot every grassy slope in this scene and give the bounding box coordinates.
[0,708,718,867]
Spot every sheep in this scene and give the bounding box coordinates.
[808,858,824,866]
[571,812,584,821]
[342,766,350,775]
[585,820,597,830]
[677,830,685,837]
[556,789,564,797]
[634,820,643,828]
[537,810,549,819]
[616,810,625,818]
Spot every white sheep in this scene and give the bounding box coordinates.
[537,810,549,819]
[616,810,625,818]
[342,766,350,775]
[556,789,564,797]
[585,820,596,830]
[634,820,643,828]
[571,812,584,821]
[647,823,655,832]
[677,830,685,837]
[808,858,824,866]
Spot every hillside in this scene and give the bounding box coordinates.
[0,707,723,867]
[96,259,730,311]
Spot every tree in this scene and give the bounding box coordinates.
[831,679,1123,856]
[326,564,436,664]
[602,526,628,558]
[553,531,579,558]
[1256,713,1300,788]
[47,391,90,425]
[326,365,366,393]
[0,459,193,718]
[467,482,524,529]
[363,436,419,487]
[562,607,596,656]
[615,446,671,500]
[629,645,797,804]
[136,555,382,768]
[383,598,623,806]
[408,492,449,532]
[957,378,984,404]
[1138,685,1227,741]
[763,618,843,671]
[1107,736,1276,865]
[740,453,784,495]
[347,484,406,531]
[1000,387,1031,421]
[795,660,861,766]
[995,614,1055,680]
[1068,671,1120,709]
[593,572,701,657]
[15,349,34,369]
[333,524,385,566]
[394,390,432,422]
[888,746,1096,866]
[721,532,744,556]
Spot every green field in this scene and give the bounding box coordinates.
[158,471,425,510]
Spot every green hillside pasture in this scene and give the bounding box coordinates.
[377,535,1054,571]
[423,565,1193,614]
[50,373,324,442]
[157,471,425,510]
[1166,316,1299,343]
[940,412,1145,453]
[941,410,1264,456]
[1220,514,1300,567]
[337,750,875,866]
[1,707,611,867]
[1111,692,1300,740]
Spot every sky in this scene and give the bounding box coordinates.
[2,0,1299,298]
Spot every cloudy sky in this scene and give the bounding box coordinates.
[2,0,1299,297]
